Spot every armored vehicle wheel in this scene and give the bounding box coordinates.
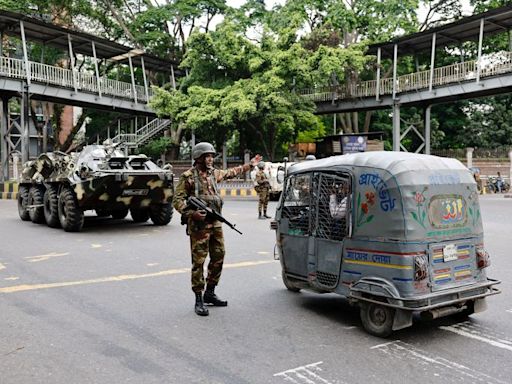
[149,203,173,225]
[18,185,30,221]
[28,186,45,224]
[360,302,394,338]
[111,207,129,220]
[282,271,301,292]
[58,188,84,232]
[130,207,149,223]
[44,186,60,228]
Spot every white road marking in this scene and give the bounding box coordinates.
[0,262,5,270]
[91,244,102,249]
[274,362,340,384]
[506,309,512,314]
[0,259,274,294]
[440,321,512,352]
[24,252,69,263]
[4,277,19,281]
[373,340,508,384]
[257,251,269,255]
[146,263,159,267]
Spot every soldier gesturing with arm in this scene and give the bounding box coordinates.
[173,142,261,316]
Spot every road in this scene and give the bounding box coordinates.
[0,196,511,384]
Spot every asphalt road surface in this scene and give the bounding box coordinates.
[0,196,511,384]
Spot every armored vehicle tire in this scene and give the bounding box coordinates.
[111,207,129,220]
[149,203,173,225]
[130,207,149,223]
[360,302,394,338]
[44,186,60,228]
[18,185,30,221]
[28,186,45,224]
[282,271,301,292]
[58,188,84,232]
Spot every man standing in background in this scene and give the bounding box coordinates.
[255,161,271,219]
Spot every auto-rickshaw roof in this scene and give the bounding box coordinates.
[287,151,467,176]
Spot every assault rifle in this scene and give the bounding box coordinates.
[187,196,243,235]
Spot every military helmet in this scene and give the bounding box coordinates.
[257,161,265,169]
[192,142,216,160]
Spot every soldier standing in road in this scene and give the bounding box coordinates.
[173,142,261,316]
[255,162,271,219]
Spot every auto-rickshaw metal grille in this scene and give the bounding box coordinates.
[316,271,338,288]
[312,173,350,242]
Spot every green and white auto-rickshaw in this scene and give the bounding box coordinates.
[272,152,500,337]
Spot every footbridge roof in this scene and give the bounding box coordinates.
[369,4,512,58]
[0,9,178,73]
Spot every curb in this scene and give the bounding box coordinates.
[0,182,18,200]
[0,182,257,201]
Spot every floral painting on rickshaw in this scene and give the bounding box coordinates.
[356,191,375,228]
[411,189,428,228]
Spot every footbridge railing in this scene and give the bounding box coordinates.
[0,56,152,103]
[300,51,512,102]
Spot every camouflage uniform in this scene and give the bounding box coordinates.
[255,169,270,218]
[173,164,250,293]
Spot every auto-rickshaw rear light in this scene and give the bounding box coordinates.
[476,247,490,269]
[414,254,428,281]
[270,220,278,230]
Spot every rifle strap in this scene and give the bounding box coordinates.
[193,168,219,196]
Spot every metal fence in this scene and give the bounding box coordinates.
[300,51,512,102]
[0,56,152,103]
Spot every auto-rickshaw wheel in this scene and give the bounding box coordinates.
[282,271,301,292]
[360,302,394,337]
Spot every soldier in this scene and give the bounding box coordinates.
[173,142,261,316]
[255,161,271,219]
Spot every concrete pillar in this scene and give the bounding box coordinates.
[467,147,474,168]
[392,104,400,152]
[21,89,30,163]
[1,97,9,181]
[425,105,431,155]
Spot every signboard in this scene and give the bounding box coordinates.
[342,135,367,153]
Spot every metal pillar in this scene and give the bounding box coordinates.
[429,33,436,92]
[376,47,381,101]
[392,44,398,100]
[425,105,431,155]
[67,34,77,92]
[392,103,400,152]
[476,18,484,84]
[92,41,102,98]
[141,56,149,102]
[20,21,31,85]
[21,88,30,163]
[128,55,137,104]
[1,97,9,181]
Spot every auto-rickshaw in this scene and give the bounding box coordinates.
[271,152,501,337]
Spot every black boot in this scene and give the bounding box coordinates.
[194,292,209,316]
[258,212,264,220]
[263,211,271,219]
[204,285,228,306]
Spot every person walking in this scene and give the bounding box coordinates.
[255,161,271,219]
[173,142,261,316]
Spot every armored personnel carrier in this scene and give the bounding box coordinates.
[18,142,174,232]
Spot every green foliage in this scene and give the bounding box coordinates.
[138,136,174,159]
